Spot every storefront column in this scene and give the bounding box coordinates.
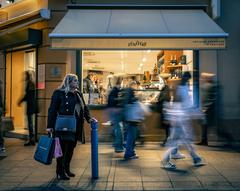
[76,50,82,91]
[193,50,199,107]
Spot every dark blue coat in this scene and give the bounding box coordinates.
[47,89,91,143]
[107,87,121,108]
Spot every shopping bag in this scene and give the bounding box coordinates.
[125,101,151,122]
[34,135,55,165]
[54,137,63,158]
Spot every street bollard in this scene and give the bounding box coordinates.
[91,118,99,179]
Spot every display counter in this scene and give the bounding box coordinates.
[83,89,166,142]
[84,105,165,142]
[83,86,201,143]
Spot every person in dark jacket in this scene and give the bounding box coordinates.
[197,73,217,146]
[156,80,171,146]
[18,71,37,146]
[122,80,139,160]
[47,74,92,180]
[107,77,124,153]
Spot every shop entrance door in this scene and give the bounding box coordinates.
[5,49,36,134]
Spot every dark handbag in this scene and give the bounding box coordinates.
[55,115,77,132]
[34,135,55,165]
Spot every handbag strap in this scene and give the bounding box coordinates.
[75,91,92,119]
[75,91,87,108]
[77,92,87,107]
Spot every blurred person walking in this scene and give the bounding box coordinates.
[197,73,217,146]
[161,72,206,169]
[122,81,140,160]
[47,74,92,180]
[0,80,6,153]
[156,77,171,146]
[18,71,38,146]
[107,77,124,153]
[156,78,185,159]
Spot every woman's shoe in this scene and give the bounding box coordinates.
[65,169,75,177]
[56,172,70,180]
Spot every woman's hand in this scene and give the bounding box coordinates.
[46,128,53,133]
[88,118,97,123]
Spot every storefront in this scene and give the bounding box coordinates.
[0,28,42,133]
[0,0,49,140]
[49,5,228,141]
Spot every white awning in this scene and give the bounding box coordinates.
[49,9,228,50]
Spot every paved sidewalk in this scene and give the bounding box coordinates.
[0,138,240,191]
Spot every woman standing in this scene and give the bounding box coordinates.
[47,74,91,180]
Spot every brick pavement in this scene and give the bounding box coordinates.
[0,138,240,191]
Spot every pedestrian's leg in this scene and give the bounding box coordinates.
[27,114,34,142]
[201,124,208,145]
[183,141,205,166]
[161,146,177,169]
[110,110,123,152]
[124,123,137,159]
[24,115,35,146]
[114,120,124,152]
[131,123,138,154]
[184,142,200,158]
[162,146,178,162]
[64,141,76,177]
[57,139,69,180]
[122,122,127,146]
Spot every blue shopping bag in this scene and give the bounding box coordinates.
[34,135,55,165]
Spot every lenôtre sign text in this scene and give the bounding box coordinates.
[51,38,226,50]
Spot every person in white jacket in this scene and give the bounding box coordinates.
[161,72,206,169]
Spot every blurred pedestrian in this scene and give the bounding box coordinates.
[18,71,38,146]
[0,80,6,153]
[107,77,124,153]
[197,73,217,146]
[161,72,206,169]
[83,72,94,94]
[156,78,171,146]
[122,80,140,160]
[47,74,92,180]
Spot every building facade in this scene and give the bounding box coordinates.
[0,0,239,143]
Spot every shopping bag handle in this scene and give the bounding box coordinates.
[46,128,54,138]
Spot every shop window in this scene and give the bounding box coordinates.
[82,50,194,106]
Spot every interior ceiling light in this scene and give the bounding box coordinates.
[83,51,95,56]
[6,0,15,3]
[142,57,147,62]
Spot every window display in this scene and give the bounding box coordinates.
[82,50,193,105]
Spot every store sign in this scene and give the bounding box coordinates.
[51,37,226,50]
[128,40,147,47]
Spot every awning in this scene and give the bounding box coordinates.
[49,9,228,50]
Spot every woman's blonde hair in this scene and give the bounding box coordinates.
[59,74,78,93]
